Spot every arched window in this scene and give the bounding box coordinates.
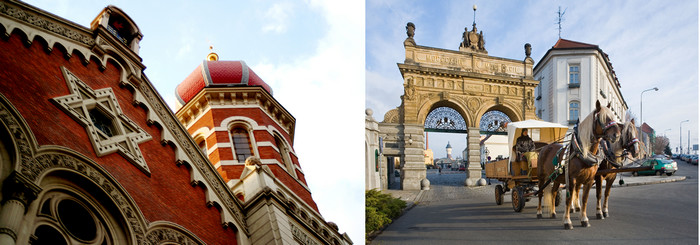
[196,137,207,155]
[569,101,580,122]
[274,135,296,178]
[231,127,253,161]
[29,188,128,245]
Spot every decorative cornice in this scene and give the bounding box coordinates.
[0,2,94,46]
[145,223,206,245]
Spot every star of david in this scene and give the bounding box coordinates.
[51,67,153,175]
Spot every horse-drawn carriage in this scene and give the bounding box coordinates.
[484,120,569,212]
[486,101,647,229]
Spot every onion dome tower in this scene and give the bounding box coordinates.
[175,51,351,244]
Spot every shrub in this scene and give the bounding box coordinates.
[365,189,406,238]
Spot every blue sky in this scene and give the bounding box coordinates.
[24,0,364,242]
[366,0,699,157]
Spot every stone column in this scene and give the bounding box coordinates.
[400,124,427,190]
[0,172,41,245]
[465,127,484,186]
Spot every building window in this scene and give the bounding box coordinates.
[89,108,115,137]
[231,127,253,161]
[30,191,122,245]
[274,135,296,178]
[196,138,207,155]
[568,65,580,88]
[569,101,580,124]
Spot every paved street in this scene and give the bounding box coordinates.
[372,159,697,244]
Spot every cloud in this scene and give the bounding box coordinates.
[252,1,364,242]
[262,2,293,33]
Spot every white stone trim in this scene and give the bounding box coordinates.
[212,105,291,135]
[51,67,152,175]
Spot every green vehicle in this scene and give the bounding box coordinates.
[632,159,678,176]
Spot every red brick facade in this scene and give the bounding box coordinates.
[0,30,239,244]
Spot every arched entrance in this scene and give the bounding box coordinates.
[378,22,539,190]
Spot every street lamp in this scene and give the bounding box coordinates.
[680,120,689,154]
[640,87,658,124]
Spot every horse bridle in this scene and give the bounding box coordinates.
[602,127,639,168]
[593,111,619,141]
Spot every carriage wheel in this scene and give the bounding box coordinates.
[555,189,562,207]
[512,186,525,212]
[495,185,504,205]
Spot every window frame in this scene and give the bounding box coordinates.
[228,123,257,163]
[274,134,297,179]
[568,64,580,87]
[568,101,580,124]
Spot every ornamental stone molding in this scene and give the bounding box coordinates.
[144,222,206,245]
[0,2,95,46]
[51,67,153,175]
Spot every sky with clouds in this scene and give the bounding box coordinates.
[23,0,364,242]
[366,0,699,158]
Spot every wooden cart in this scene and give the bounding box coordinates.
[484,120,569,212]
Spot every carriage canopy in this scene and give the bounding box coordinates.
[506,120,569,158]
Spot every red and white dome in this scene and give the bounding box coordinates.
[175,60,272,106]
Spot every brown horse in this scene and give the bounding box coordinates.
[594,120,640,219]
[536,100,621,229]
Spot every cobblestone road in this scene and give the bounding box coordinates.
[417,169,491,205]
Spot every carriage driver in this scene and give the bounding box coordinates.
[515,128,536,176]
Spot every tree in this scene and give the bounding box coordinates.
[664,144,672,156]
[653,136,669,155]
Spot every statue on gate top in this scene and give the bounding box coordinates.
[404,22,416,46]
[461,23,486,53]
[461,4,487,54]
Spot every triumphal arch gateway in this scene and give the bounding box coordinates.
[379,22,539,190]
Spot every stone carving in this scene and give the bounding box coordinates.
[51,67,153,175]
[383,108,399,123]
[524,43,532,58]
[404,22,416,46]
[404,84,416,101]
[467,97,480,112]
[0,2,95,46]
[2,172,41,207]
[439,91,450,101]
[145,226,203,245]
[290,221,319,245]
[461,23,486,52]
[30,153,147,243]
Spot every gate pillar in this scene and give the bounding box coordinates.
[400,124,426,190]
[466,127,484,186]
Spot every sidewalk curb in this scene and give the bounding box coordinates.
[613,176,687,188]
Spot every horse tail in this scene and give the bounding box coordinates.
[542,184,553,214]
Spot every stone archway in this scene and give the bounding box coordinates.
[380,22,539,190]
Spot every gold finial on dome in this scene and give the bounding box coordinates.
[206,45,219,61]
